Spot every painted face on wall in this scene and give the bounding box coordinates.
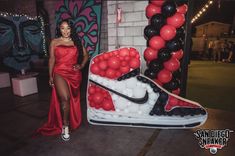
[0,14,44,70]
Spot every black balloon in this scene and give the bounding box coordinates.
[176,27,185,40]
[148,59,163,71]
[172,69,181,79]
[150,14,165,31]
[161,1,177,17]
[166,39,182,51]
[144,25,159,40]
[158,48,172,61]
[163,78,180,90]
[176,0,188,6]
[144,69,157,79]
[159,92,168,103]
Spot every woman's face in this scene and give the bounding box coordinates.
[60,22,71,38]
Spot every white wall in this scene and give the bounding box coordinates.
[107,1,148,71]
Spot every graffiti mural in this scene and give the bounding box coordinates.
[0,13,46,71]
[55,0,102,58]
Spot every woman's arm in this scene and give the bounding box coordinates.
[48,39,56,85]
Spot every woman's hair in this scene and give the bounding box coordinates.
[56,18,83,64]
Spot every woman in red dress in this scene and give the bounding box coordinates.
[37,19,88,141]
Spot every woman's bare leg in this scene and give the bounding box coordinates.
[54,74,70,126]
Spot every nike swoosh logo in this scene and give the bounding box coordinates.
[89,79,149,104]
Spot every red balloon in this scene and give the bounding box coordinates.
[149,36,165,50]
[130,58,140,69]
[88,86,96,94]
[150,0,164,7]
[98,61,108,70]
[121,61,128,66]
[168,96,179,106]
[172,49,184,60]
[102,99,115,111]
[124,56,130,61]
[120,65,130,74]
[160,25,176,41]
[90,64,100,75]
[146,4,161,18]
[115,71,122,77]
[164,58,180,72]
[103,53,109,60]
[144,47,158,62]
[119,48,129,57]
[93,92,104,104]
[106,68,116,79]
[157,69,172,83]
[154,79,163,86]
[172,88,180,95]
[93,57,100,63]
[177,4,188,14]
[167,13,185,28]
[129,48,138,57]
[108,56,120,69]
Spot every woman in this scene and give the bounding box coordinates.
[36,19,89,141]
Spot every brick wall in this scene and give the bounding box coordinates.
[107,1,148,71]
[100,0,108,53]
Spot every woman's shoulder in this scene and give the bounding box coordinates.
[51,38,61,46]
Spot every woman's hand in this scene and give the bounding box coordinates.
[73,64,84,70]
[49,76,54,87]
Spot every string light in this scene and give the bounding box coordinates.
[0,12,47,56]
[191,0,214,24]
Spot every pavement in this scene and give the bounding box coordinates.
[0,62,234,156]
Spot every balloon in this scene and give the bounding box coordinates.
[146,4,161,18]
[158,92,169,103]
[93,92,104,104]
[119,48,129,57]
[88,86,96,94]
[149,36,165,50]
[129,48,138,57]
[148,59,163,71]
[163,78,180,90]
[173,69,181,79]
[168,96,179,105]
[167,12,185,28]
[144,69,157,79]
[133,87,146,98]
[108,56,120,69]
[172,88,180,95]
[90,64,100,75]
[157,69,172,83]
[106,68,116,79]
[144,25,159,40]
[130,58,140,69]
[150,14,165,31]
[102,99,114,111]
[176,27,185,40]
[160,25,176,41]
[144,47,158,61]
[163,58,180,71]
[150,0,164,7]
[154,79,163,86]
[120,65,130,74]
[176,0,188,6]
[161,1,177,17]
[177,4,188,14]
[158,48,172,62]
[172,49,184,60]
[98,61,108,70]
[166,38,182,51]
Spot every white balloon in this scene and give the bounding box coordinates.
[115,98,128,110]
[128,104,139,113]
[133,87,146,98]
[126,78,138,89]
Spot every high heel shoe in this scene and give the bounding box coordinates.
[87,47,207,128]
[61,125,70,141]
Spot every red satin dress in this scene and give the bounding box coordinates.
[36,45,82,136]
